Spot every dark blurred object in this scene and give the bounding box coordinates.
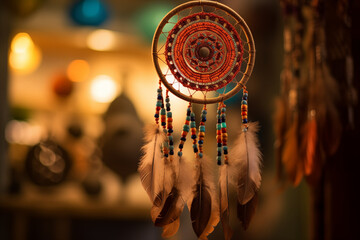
[51,73,73,98]
[101,94,143,181]
[5,0,44,17]
[67,123,83,139]
[7,167,22,194]
[25,140,71,186]
[69,0,109,26]
[82,176,102,197]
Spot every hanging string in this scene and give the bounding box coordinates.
[178,102,192,157]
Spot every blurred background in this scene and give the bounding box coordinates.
[2,0,355,240]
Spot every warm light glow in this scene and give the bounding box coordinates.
[90,75,118,103]
[67,59,90,82]
[5,120,44,145]
[86,29,116,51]
[9,32,42,74]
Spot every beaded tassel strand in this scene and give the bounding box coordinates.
[197,105,207,158]
[178,103,192,158]
[220,103,228,164]
[190,106,199,157]
[165,90,175,158]
[216,103,223,165]
[241,88,249,130]
[154,81,162,125]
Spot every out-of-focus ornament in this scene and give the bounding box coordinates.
[69,0,109,26]
[52,73,74,98]
[25,140,71,186]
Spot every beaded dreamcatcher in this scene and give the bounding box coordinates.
[139,1,262,239]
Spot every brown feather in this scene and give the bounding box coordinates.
[302,117,317,176]
[237,193,258,230]
[154,186,181,227]
[161,218,180,238]
[219,165,233,240]
[282,119,304,186]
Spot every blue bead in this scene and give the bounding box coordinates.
[164,153,168,157]
[179,143,184,148]
[166,107,170,111]
[202,117,207,122]
[198,140,204,144]
[217,151,222,156]
[242,100,248,105]
[217,143,222,147]
[168,129,173,133]
[154,113,159,118]
[178,151,183,157]
[221,117,226,122]
[242,119,248,123]
[224,149,228,154]
[169,140,173,145]
[191,135,197,139]
[217,119,221,124]
[170,150,174,155]
[180,137,186,141]
[199,152,203,158]
[202,110,207,115]
[161,122,166,126]
[157,95,162,100]
[194,148,198,153]
[243,96,248,100]
[217,160,222,166]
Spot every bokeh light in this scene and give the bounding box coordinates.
[90,74,118,103]
[66,59,90,82]
[9,32,42,74]
[86,29,116,51]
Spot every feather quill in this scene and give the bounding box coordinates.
[138,124,166,202]
[219,164,233,240]
[189,156,219,240]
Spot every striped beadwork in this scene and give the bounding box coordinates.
[165,90,174,156]
[241,88,249,130]
[220,103,228,164]
[216,103,222,165]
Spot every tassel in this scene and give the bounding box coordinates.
[138,124,166,202]
[219,164,233,240]
[189,156,219,239]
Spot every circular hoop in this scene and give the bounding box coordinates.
[152,0,255,104]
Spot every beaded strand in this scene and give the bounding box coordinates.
[178,103,192,157]
[216,103,222,165]
[220,103,228,164]
[154,81,162,125]
[241,88,249,130]
[159,87,169,159]
[165,90,174,157]
[190,106,198,157]
[197,105,207,158]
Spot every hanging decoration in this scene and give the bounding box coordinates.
[138,1,261,239]
[276,0,343,186]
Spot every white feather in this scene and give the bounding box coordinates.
[138,124,166,202]
[229,122,262,205]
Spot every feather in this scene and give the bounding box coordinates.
[188,156,219,240]
[219,164,233,240]
[154,157,193,237]
[237,192,258,230]
[138,124,166,202]
[229,122,262,205]
[302,116,317,176]
[281,118,304,186]
[161,218,180,238]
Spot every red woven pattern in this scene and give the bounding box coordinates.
[165,12,243,91]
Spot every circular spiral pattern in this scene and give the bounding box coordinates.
[165,12,243,91]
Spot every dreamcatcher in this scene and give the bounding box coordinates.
[138,1,261,239]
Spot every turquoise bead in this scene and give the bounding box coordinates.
[190,122,196,128]
[156,102,162,107]
[199,152,203,158]
[160,109,166,115]
[216,124,221,130]
[178,151,183,157]
[191,112,195,117]
[202,110,207,115]
[199,126,205,132]
[217,147,222,152]
[217,156,222,161]
[186,116,191,121]
[242,100,248,105]
[167,112,172,117]
[169,145,174,150]
[168,136,173,141]
[221,122,227,128]
[223,146,228,151]
[183,125,190,131]
[221,107,226,112]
